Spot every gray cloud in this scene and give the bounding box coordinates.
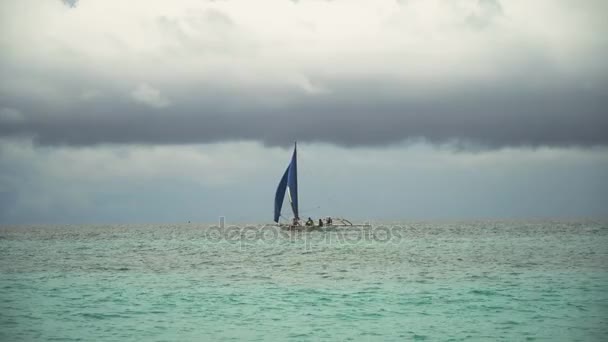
[1,77,605,148]
[1,138,607,224]
[62,0,78,8]
[1,0,607,148]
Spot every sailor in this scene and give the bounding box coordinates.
[306,217,314,226]
[292,217,299,226]
[326,217,332,226]
[318,219,324,227]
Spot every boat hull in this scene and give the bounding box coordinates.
[278,224,371,231]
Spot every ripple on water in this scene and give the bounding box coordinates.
[0,221,607,341]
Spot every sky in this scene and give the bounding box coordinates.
[0,0,607,224]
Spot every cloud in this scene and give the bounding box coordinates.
[62,0,78,8]
[0,0,606,148]
[1,137,607,223]
[131,83,171,108]
[466,0,503,29]
[80,89,103,101]
[0,108,25,123]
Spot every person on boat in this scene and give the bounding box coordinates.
[306,217,314,226]
[292,217,300,227]
[318,219,324,227]
[326,217,332,226]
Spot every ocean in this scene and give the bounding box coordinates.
[1,221,607,341]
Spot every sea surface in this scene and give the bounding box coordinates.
[1,221,607,341]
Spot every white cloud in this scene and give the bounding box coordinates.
[131,83,171,108]
[288,74,328,95]
[1,0,605,90]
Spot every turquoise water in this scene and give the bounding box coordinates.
[1,221,607,341]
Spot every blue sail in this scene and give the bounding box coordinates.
[287,143,299,219]
[273,167,289,223]
[273,142,299,223]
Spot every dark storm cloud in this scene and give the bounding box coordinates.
[1,0,607,148]
[1,76,606,148]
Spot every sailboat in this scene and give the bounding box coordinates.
[273,142,366,230]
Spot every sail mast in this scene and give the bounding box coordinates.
[287,141,299,220]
